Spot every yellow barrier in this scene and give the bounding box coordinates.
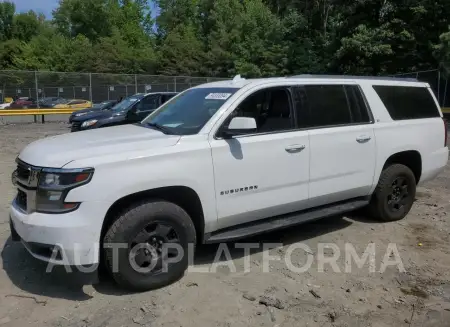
[0,108,77,116]
[442,108,450,114]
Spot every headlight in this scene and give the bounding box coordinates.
[75,112,88,117]
[36,168,94,213]
[81,119,98,128]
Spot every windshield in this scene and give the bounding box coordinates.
[93,101,112,109]
[141,87,238,135]
[111,94,144,112]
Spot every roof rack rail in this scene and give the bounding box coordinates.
[289,74,419,82]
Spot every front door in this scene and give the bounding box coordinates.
[209,87,310,230]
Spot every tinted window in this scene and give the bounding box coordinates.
[345,85,371,123]
[292,87,309,128]
[372,85,439,120]
[304,85,351,127]
[221,88,293,134]
[138,95,160,112]
[162,94,176,103]
[142,87,238,135]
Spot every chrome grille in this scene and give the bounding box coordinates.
[13,160,41,213]
[16,189,27,211]
[16,163,30,181]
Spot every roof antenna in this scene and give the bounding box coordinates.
[232,74,245,83]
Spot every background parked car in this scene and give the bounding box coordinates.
[92,100,118,110]
[71,92,177,132]
[54,99,92,109]
[38,97,67,108]
[8,97,38,109]
[69,100,117,123]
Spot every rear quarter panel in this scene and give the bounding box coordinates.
[360,82,448,192]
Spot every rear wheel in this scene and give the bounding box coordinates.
[369,164,416,221]
[103,200,196,291]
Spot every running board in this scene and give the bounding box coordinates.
[204,198,369,243]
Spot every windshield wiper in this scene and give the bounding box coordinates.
[145,122,174,134]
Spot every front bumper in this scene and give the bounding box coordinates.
[10,199,110,266]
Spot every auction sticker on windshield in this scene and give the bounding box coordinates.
[205,93,232,100]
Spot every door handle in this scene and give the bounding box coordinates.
[356,135,371,143]
[285,145,306,153]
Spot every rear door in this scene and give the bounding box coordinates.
[296,83,376,206]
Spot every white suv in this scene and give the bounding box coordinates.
[10,75,448,291]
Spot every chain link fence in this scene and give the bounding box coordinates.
[1,69,449,108]
[0,70,227,104]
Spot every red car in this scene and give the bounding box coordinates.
[8,97,38,109]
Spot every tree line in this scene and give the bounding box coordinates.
[1,0,450,78]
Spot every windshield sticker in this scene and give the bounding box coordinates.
[205,93,232,100]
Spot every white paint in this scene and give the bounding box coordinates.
[10,76,449,266]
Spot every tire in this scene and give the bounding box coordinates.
[368,164,416,222]
[103,200,196,292]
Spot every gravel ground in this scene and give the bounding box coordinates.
[0,122,449,327]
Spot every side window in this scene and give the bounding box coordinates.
[221,88,293,135]
[162,94,176,103]
[303,85,351,127]
[344,85,371,123]
[292,86,309,128]
[138,95,160,112]
[372,85,440,120]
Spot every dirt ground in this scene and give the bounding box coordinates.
[0,122,449,327]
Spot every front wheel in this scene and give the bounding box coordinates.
[368,164,416,222]
[103,200,196,291]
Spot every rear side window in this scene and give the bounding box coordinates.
[294,85,372,128]
[372,85,439,120]
[304,85,350,127]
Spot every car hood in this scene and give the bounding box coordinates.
[18,124,181,168]
[71,110,113,121]
[71,107,101,116]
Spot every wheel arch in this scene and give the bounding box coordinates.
[382,150,422,184]
[101,186,206,245]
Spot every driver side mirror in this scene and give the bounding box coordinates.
[222,117,257,139]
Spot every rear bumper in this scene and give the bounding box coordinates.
[419,147,449,185]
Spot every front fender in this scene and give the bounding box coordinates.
[64,144,218,231]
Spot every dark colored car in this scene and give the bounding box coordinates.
[39,97,67,108]
[71,92,178,132]
[69,100,117,123]
[92,100,118,110]
[8,97,38,109]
